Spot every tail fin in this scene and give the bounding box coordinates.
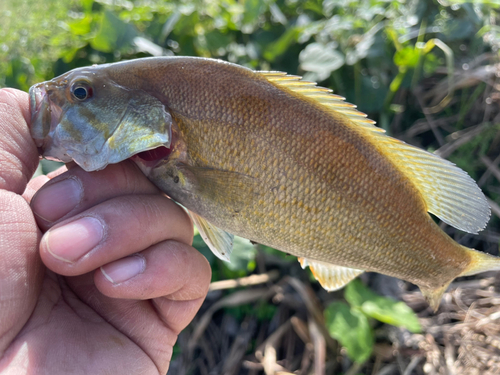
[420,247,500,312]
[460,247,500,277]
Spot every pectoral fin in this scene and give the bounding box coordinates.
[298,257,364,291]
[179,165,259,212]
[188,210,234,262]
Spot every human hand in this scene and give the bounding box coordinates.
[0,88,211,374]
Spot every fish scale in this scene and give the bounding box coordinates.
[173,74,459,278]
[29,56,496,310]
[172,68,481,293]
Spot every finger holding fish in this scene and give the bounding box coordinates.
[31,163,211,331]
[30,160,162,231]
[36,193,193,276]
[95,239,211,303]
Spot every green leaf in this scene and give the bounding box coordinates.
[40,159,64,174]
[345,280,421,333]
[91,11,136,52]
[204,30,233,53]
[263,26,302,62]
[224,236,257,272]
[393,46,420,68]
[81,0,94,14]
[242,0,266,31]
[325,301,374,363]
[68,15,92,36]
[344,279,371,307]
[299,42,345,81]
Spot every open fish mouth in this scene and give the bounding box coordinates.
[134,146,172,162]
[29,83,50,148]
[129,144,174,175]
[29,83,70,163]
[29,87,70,165]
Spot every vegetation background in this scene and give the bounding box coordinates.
[2,0,500,373]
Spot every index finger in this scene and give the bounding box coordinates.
[31,160,162,231]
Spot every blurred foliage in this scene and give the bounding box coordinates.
[325,280,421,363]
[3,0,500,370]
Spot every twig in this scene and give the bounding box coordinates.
[435,122,490,158]
[308,319,326,375]
[285,277,338,353]
[403,356,423,375]
[291,316,310,344]
[345,361,364,375]
[209,270,280,291]
[189,287,277,353]
[255,320,292,374]
[444,334,457,375]
[376,364,398,375]
[415,93,445,146]
[487,198,500,221]
[480,155,500,184]
[222,318,257,375]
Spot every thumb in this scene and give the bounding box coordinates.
[0,88,43,355]
[0,88,39,194]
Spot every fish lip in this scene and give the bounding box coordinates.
[29,83,50,149]
[29,82,70,162]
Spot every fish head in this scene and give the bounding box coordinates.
[29,65,172,171]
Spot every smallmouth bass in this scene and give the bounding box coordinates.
[29,57,495,310]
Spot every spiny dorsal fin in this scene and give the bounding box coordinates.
[259,71,490,234]
[298,257,364,291]
[260,72,384,130]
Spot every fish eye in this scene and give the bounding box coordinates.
[71,82,93,101]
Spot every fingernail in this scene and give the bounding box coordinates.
[100,255,145,284]
[32,178,82,222]
[44,217,104,263]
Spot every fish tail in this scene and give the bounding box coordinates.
[459,246,500,277]
[420,247,500,312]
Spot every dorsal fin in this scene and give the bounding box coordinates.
[259,71,490,234]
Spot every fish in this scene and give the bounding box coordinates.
[29,56,496,310]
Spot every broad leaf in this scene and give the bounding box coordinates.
[91,11,136,52]
[299,42,344,80]
[325,301,374,363]
[345,280,421,333]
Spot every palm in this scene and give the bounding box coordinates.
[14,268,171,373]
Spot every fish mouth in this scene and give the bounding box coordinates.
[129,145,173,175]
[29,83,67,161]
[135,146,172,163]
[29,83,49,150]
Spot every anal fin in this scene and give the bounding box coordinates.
[188,211,234,262]
[298,258,364,291]
[420,282,451,313]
